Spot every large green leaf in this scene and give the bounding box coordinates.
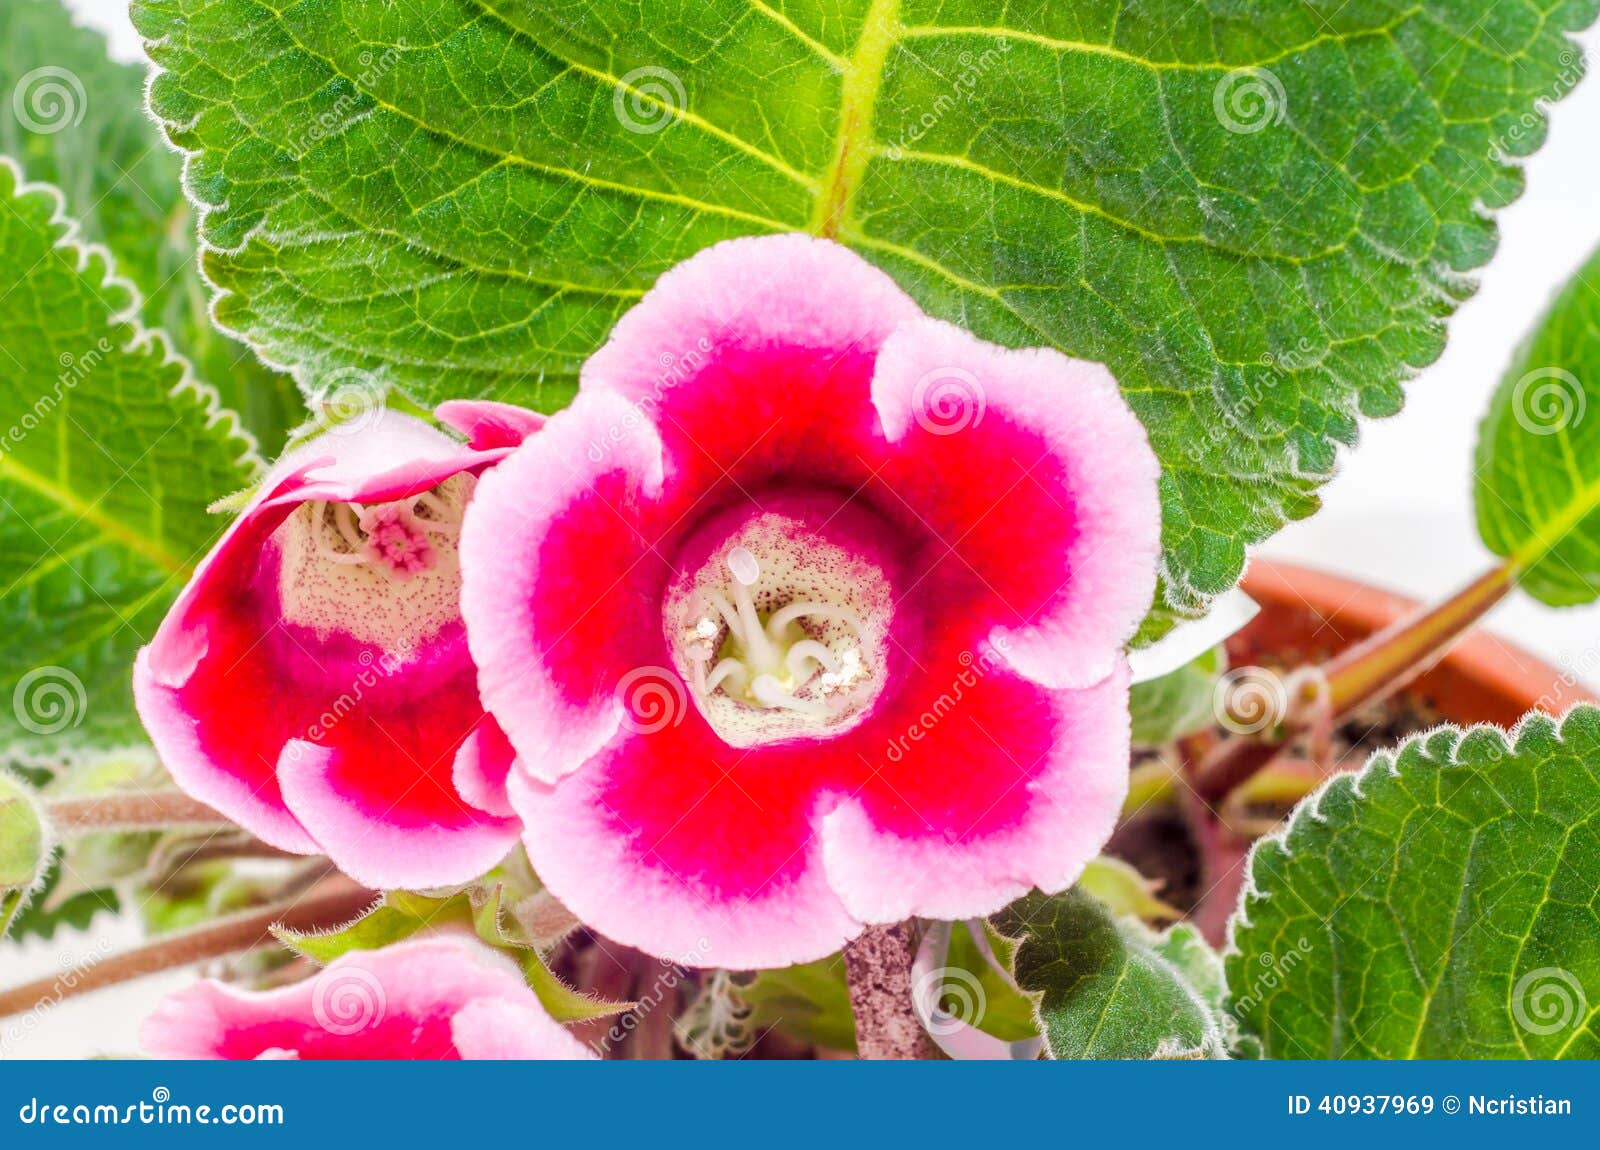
[995,888,1227,1059]
[0,160,259,754]
[130,0,1597,621]
[1476,243,1600,606]
[0,0,302,451]
[1229,706,1600,1059]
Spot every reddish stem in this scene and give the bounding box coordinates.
[45,791,227,833]
[844,922,937,1060]
[0,883,376,1020]
[1193,564,1516,805]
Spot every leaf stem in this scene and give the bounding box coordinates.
[43,791,228,835]
[1193,563,1517,805]
[0,882,376,1020]
[843,921,937,1059]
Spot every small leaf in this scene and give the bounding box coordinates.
[0,771,47,890]
[1475,243,1600,606]
[1077,855,1182,923]
[274,893,465,963]
[995,889,1226,1059]
[1130,647,1225,747]
[275,886,633,1023]
[737,958,858,1055]
[1229,706,1600,1058]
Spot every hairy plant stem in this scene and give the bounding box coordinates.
[0,882,376,1020]
[44,791,228,834]
[844,921,937,1060]
[1193,563,1517,805]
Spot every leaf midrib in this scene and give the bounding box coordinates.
[1507,466,1600,573]
[811,0,900,238]
[0,456,190,575]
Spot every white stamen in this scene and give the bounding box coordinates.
[750,674,829,715]
[786,639,840,680]
[765,601,867,641]
[309,502,370,565]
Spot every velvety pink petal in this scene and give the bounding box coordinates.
[278,733,519,891]
[509,748,862,971]
[577,234,923,510]
[460,389,670,784]
[435,399,547,451]
[143,936,540,1060]
[451,722,517,818]
[132,646,318,854]
[821,661,1132,923]
[515,628,1129,966]
[449,998,596,1060]
[870,318,1161,689]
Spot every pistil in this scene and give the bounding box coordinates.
[687,549,870,713]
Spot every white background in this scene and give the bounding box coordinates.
[5,0,1599,1059]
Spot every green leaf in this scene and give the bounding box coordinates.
[0,771,47,890]
[1475,243,1600,606]
[275,885,632,1024]
[0,160,260,754]
[0,0,303,451]
[0,770,48,940]
[129,0,1597,621]
[1130,646,1225,747]
[1229,706,1600,1059]
[941,919,1039,1042]
[995,889,1226,1059]
[685,957,860,1057]
[1077,855,1181,923]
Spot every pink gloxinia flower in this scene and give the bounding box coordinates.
[458,235,1162,969]
[143,935,594,1059]
[133,401,544,889]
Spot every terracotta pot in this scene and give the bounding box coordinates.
[1233,559,1596,723]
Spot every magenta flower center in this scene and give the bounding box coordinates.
[665,506,892,748]
[274,474,473,651]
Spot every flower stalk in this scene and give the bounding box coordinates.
[44,791,229,834]
[844,921,938,1060]
[1192,562,1518,805]
[0,882,376,1020]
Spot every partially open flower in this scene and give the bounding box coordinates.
[143,935,593,1059]
[134,402,542,889]
[461,235,1161,969]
